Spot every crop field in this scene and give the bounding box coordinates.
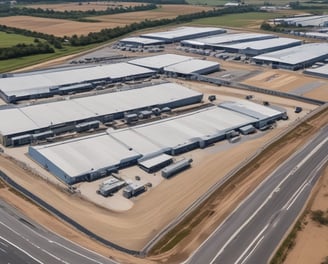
[0,5,211,37]
[0,32,36,48]
[24,1,143,11]
[187,0,311,6]
[189,11,294,28]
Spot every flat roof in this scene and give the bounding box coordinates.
[219,100,283,120]
[219,37,302,51]
[304,64,328,77]
[0,63,154,98]
[164,59,219,75]
[0,82,201,136]
[253,43,328,65]
[138,154,172,169]
[141,26,226,41]
[128,54,193,70]
[181,33,277,47]
[119,37,164,45]
[31,106,258,178]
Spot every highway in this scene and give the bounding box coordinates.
[187,125,328,264]
[0,199,117,264]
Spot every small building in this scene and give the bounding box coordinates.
[162,158,192,179]
[98,176,125,197]
[239,124,256,135]
[123,183,146,198]
[125,113,138,124]
[138,154,173,173]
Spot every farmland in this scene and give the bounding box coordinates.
[190,11,297,28]
[0,5,211,37]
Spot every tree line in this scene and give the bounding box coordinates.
[15,0,187,4]
[0,3,157,21]
[0,41,54,60]
[0,5,258,60]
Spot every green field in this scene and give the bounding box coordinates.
[0,32,37,48]
[189,12,284,28]
[0,44,100,73]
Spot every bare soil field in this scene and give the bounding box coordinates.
[0,5,211,37]
[25,1,143,11]
[242,69,328,101]
[284,166,328,264]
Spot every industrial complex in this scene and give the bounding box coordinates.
[28,102,284,184]
[253,43,328,70]
[0,82,202,146]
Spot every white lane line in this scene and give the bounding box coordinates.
[240,236,264,264]
[0,235,43,264]
[0,221,68,264]
[285,182,308,211]
[208,137,328,264]
[5,216,111,264]
[234,224,268,264]
[0,247,7,253]
[0,241,8,247]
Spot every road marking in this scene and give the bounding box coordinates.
[0,247,7,253]
[234,224,268,264]
[0,235,43,264]
[208,137,328,264]
[4,217,111,264]
[0,221,68,263]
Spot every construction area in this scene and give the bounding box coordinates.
[0,25,327,258]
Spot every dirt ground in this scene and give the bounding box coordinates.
[0,5,210,37]
[25,1,143,11]
[284,166,328,264]
[242,68,328,101]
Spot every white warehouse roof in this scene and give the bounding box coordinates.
[0,82,201,136]
[181,33,277,47]
[119,37,164,45]
[219,37,302,53]
[253,43,328,65]
[0,62,154,99]
[164,59,220,75]
[304,64,328,78]
[30,106,257,179]
[141,26,226,42]
[128,54,193,70]
[219,100,283,120]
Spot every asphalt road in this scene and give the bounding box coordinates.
[186,125,328,264]
[0,199,117,264]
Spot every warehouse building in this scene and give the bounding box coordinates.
[219,100,284,128]
[273,15,328,27]
[218,37,302,56]
[181,33,277,49]
[118,37,164,47]
[128,54,193,71]
[304,64,328,78]
[0,63,155,103]
[129,54,220,76]
[140,26,226,43]
[29,102,284,184]
[253,43,328,70]
[0,83,203,146]
[164,59,220,77]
